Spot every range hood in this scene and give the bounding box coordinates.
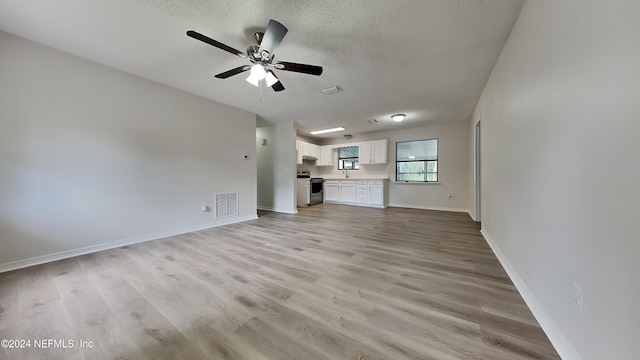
[302,155,318,161]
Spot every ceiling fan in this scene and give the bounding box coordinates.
[187,19,323,92]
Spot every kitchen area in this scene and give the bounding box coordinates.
[258,120,467,215]
[295,138,390,208]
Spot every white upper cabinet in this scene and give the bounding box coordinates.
[297,139,386,167]
[308,143,320,159]
[359,142,372,165]
[296,140,303,165]
[359,139,388,165]
[296,140,320,164]
[371,139,388,164]
[317,145,334,166]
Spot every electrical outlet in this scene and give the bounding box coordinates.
[573,283,584,312]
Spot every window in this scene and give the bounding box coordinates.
[396,139,438,182]
[338,146,359,170]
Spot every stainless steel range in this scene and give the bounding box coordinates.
[296,170,324,206]
[308,177,324,205]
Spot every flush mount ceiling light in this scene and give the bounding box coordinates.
[309,127,346,135]
[391,114,406,122]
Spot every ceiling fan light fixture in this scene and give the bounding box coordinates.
[245,73,261,87]
[265,70,278,87]
[250,64,266,79]
[309,127,346,135]
[246,64,266,86]
[391,113,406,122]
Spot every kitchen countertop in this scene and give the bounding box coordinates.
[322,176,390,180]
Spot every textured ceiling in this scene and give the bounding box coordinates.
[0,0,524,139]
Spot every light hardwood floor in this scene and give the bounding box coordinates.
[0,204,560,360]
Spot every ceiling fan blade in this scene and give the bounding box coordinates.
[272,81,285,92]
[187,30,247,58]
[215,65,251,79]
[274,61,323,76]
[258,20,288,56]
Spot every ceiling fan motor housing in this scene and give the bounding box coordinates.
[246,45,273,64]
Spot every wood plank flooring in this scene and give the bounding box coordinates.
[0,204,560,359]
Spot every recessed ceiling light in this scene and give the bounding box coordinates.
[391,114,406,122]
[310,127,346,135]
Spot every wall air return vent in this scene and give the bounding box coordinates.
[215,192,239,218]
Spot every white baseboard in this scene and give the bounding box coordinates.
[388,203,470,213]
[257,205,297,214]
[0,215,258,274]
[480,229,582,360]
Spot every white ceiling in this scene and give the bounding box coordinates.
[0,0,524,139]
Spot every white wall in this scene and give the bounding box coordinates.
[256,122,296,213]
[316,122,470,212]
[0,32,257,270]
[471,1,640,359]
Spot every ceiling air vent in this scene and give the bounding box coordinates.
[215,192,239,218]
[320,85,343,95]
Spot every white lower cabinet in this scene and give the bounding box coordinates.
[296,179,310,207]
[356,181,369,204]
[324,181,341,202]
[368,180,384,206]
[324,180,356,203]
[324,179,387,208]
[339,181,357,203]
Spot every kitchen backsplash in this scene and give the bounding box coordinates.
[315,163,389,179]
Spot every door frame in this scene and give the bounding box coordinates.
[474,118,481,222]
